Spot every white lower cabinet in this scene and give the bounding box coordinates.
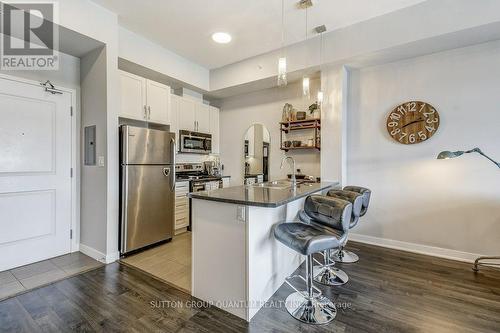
[175,181,190,232]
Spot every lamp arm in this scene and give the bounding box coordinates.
[466,148,500,168]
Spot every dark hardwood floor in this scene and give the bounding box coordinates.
[1,242,499,332]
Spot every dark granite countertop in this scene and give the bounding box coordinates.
[188,181,338,208]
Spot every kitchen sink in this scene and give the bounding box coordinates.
[251,180,301,189]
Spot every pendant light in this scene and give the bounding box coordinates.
[315,25,326,106]
[277,0,287,87]
[302,3,310,98]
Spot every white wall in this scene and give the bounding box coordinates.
[55,0,121,261]
[321,66,349,184]
[220,79,321,185]
[119,27,209,91]
[347,40,500,258]
[80,47,108,255]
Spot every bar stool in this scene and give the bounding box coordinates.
[309,190,363,286]
[329,186,371,263]
[274,195,352,325]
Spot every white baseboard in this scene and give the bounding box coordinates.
[349,233,488,264]
[79,244,107,263]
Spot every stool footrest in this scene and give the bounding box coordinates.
[285,274,322,298]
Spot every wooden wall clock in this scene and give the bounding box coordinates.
[386,101,440,144]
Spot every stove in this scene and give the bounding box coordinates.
[175,163,222,182]
[175,163,222,187]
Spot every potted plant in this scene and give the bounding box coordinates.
[308,102,321,119]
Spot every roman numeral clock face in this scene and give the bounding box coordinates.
[386,101,440,144]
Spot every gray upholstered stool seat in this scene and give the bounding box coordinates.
[328,186,371,263]
[274,195,352,325]
[274,223,342,256]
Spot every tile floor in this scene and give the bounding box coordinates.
[121,232,191,292]
[0,252,102,301]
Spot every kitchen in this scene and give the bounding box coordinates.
[116,67,322,294]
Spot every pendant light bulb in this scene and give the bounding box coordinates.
[277,0,287,87]
[278,57,287,86]
[302,77,310,98]
[317,90,324,106]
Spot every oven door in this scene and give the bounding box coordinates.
[191,181,207,192]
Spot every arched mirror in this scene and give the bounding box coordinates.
[244,124,270,185]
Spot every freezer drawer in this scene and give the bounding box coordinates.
[120,164,175,254]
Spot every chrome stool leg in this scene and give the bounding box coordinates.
[284,254,337,325]
[313,250,349,286]
[331,246,359,263]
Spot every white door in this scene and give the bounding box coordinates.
[196,103,210,133]
[0,77,73,271]
[119,71,146,121]
[179,98,196,131]
[146,80,170,124]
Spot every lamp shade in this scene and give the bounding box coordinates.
[437,151,464,159]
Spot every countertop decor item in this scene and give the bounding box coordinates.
[387,101,439,145]
[292,140,302,147]
[436,147,500,272]
[296,111,306,120]
[282,103,293,122]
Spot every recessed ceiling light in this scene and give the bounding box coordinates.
[212,32,232,44]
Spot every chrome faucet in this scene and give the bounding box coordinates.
[281,156,297,187]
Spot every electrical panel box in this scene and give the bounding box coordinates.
[84,125,96,166]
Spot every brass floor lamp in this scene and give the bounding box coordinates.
[437,148,500,272]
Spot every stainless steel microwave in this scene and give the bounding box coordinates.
[179,130,212,154]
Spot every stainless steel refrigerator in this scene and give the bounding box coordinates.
[119,125,176,255]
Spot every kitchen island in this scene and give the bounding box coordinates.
[189,181,337,321]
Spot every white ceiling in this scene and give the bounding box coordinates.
[91,0,426,69]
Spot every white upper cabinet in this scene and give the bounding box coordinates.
[209,106,220,154]
[119,71,146,121]
[178,98,196,131]
[196,103,210,133]
[146,80,171,124]
[177,97,211,133]
[119,70,170,125]
[170,94,180,144]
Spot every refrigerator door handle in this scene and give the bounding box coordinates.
[170,137,176,191]
[120,165,129,253]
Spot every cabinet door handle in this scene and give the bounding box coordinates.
[144,105,147,119]
[148,106,151,119]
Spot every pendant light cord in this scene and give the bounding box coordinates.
[281,0,285,50]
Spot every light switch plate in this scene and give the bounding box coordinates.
[236,206,246,223]
[98,156,105,167]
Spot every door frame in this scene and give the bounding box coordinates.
[0,73,79,253]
